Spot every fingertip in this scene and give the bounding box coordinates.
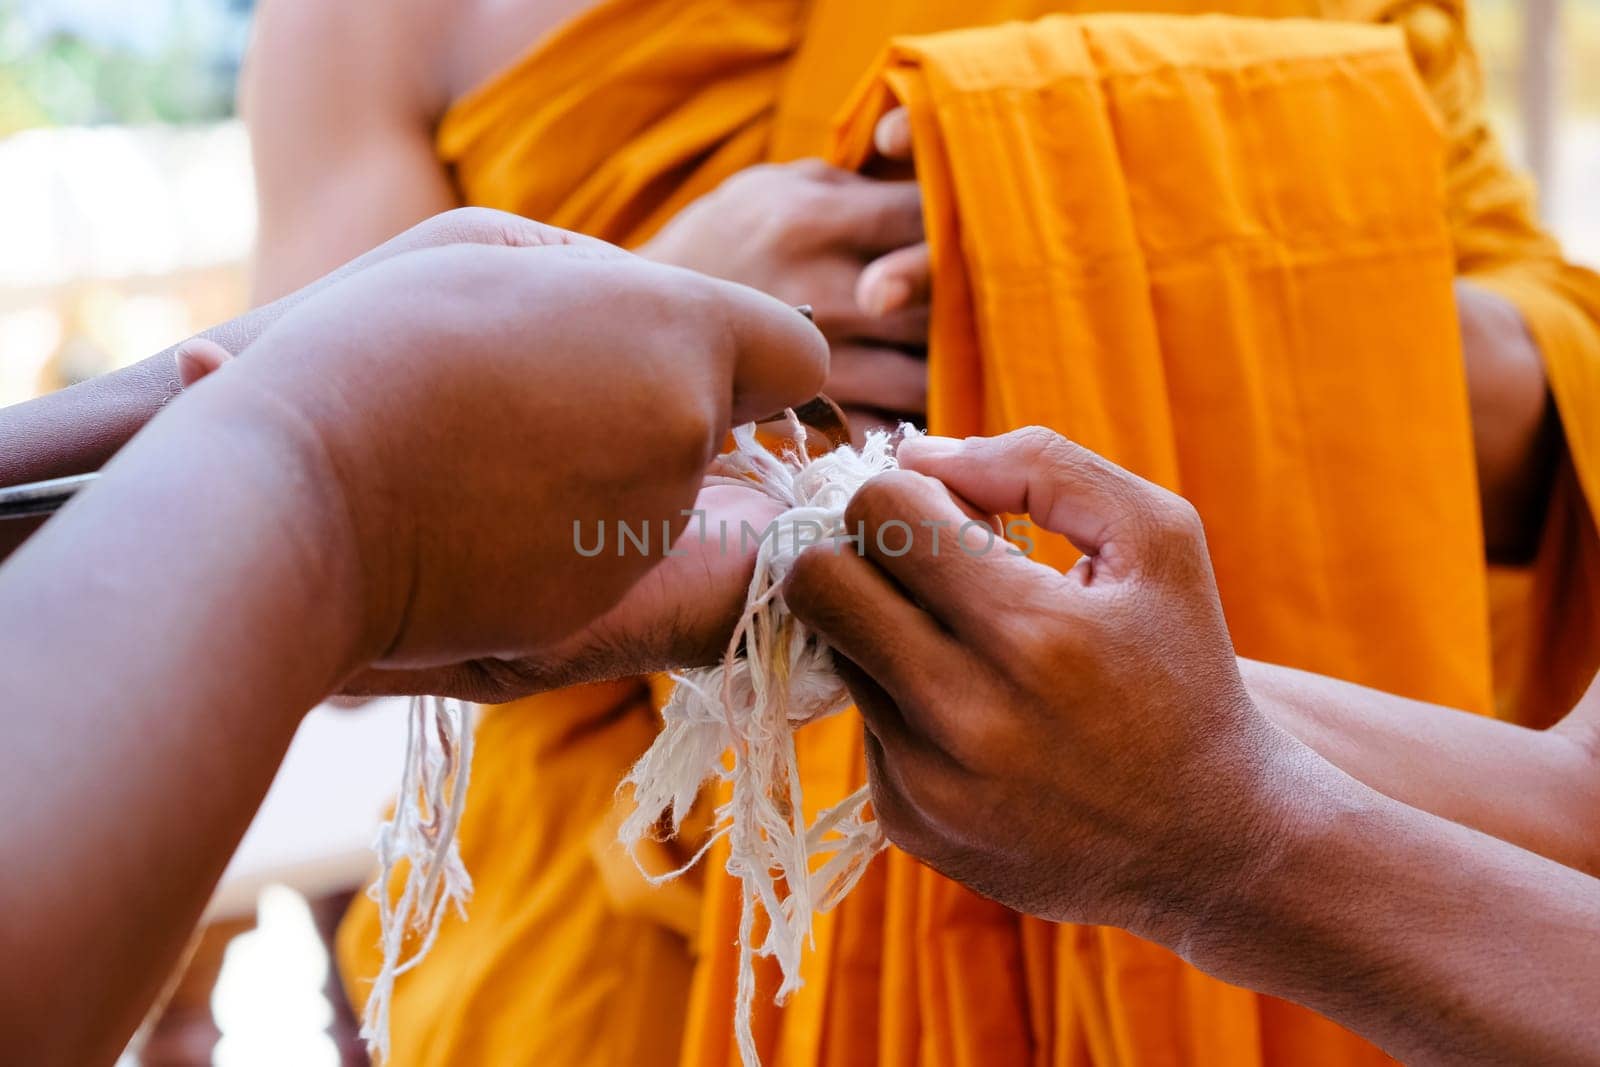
[717,279,830,423]
[874,107,913,160]
[855,268,912,318]
[894,434,967,471]
[173,337,234,388]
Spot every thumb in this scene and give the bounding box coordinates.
[896,427,1189,562]
[693,273,830,424]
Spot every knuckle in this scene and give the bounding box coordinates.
[1012,425,1087,476]
[867,765,941,861]
[429,205,506,243]
[997,616,1066,687]
[1012,424,1066,456]
[786,157,836,180]
[658,398,718,472]
[1145,494,1206,555]
[761,185,831,241]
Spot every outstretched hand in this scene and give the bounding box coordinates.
[171,217,826,685]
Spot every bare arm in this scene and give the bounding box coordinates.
[1245,659,1600,878]
[0,208,579,570]
[0,238,827,1066]
[1183,750,1600,1067]
[0,365,365,1066]
[789,427,1600,1065]
[243,0,459,301]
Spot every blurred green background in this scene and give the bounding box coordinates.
[0,0,253,133]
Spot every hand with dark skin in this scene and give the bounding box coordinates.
[173,340,789,703]
[0,230,825,1066]
[0,208,637,562]
[0,208,795,702]
[784,427,1600,1065]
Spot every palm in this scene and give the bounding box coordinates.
[342,483,781,702]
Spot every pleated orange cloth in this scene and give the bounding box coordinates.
[336,3,1600,1065]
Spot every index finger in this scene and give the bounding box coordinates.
[873,107,913,161]
[897,428,1195,575]
[844,468,1064,650]
[822,178,925,254]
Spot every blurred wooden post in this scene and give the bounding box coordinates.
[1520,0,1561,205]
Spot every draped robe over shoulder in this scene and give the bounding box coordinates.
[337,2,1600,1065]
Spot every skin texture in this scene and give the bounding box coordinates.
[1243,658,1600,879]
[784,428,1600,1064]
[0,209,798,698]
[161,272,793,703]
[0,207,638,563]
[0,226,826,1067]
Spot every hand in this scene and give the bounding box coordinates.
[339,482,785,701]
[854,109,931,326]
[641,159,928,430]
[782,427,1303,937]
[182,227,825,683]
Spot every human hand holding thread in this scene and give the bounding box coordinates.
[174,234,827,682]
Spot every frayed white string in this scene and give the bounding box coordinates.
[361,694,476,1064]
[621,417,909,1067]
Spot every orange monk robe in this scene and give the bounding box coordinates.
[700,17,1486,1067]
[337,2,1600,1065]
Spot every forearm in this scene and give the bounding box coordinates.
[1177,748,1600,1065]
[0,355,180,560]
[1243,658,1600,877]
[0,384,366,1064]
[0,283,329,486]
[0,235,404,565]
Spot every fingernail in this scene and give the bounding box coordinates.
[896,435,963,465]
[874,109,910,157]
[859,275,910,318]
[874,120,896,156]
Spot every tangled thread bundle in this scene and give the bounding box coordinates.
[362,694,476,1063]
[621,418,908,1066]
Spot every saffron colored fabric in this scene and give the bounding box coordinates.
[337,3,1600,1065]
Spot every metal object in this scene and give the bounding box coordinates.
[0,472,100,520]
[786,394,852,450]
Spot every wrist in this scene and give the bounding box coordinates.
[1131,721,1347,964]
[159,377,398,691]
[1155,735,1371,983]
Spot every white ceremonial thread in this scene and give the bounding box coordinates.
[621,417,910,1067]
[361,694,476,1064]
